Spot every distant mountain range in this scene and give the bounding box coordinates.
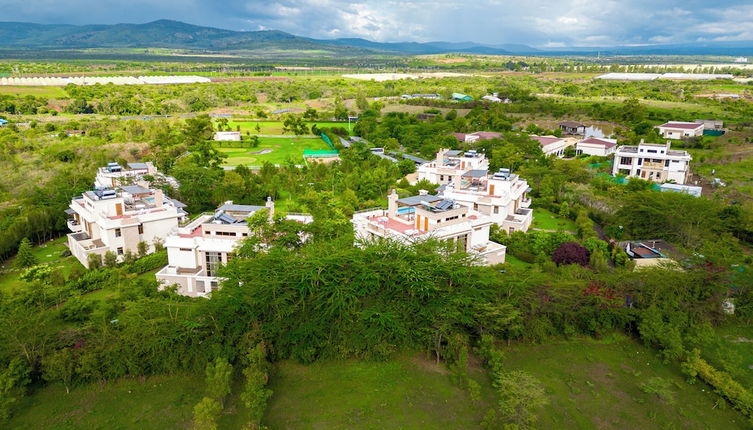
[0,19,752,57]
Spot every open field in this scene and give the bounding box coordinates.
[7,373,204,430]
[222,120,350,135]
[218,136,332,167]
[504,334,749,429]
[0,85,68,98]
[704,323,753,389]
[0,236,81,292]
[264,354,493,429]
[532,208,578,232]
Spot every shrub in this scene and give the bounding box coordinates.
[552,241,589,266]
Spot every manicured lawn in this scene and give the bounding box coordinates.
[531,208,577,232]
[218,136,333,167]
[503,254,533,269]
[502,334,748,429]
[8,373,204,430]
[264,354,493,429]
[0,236,82,292]
[221,120,350,135]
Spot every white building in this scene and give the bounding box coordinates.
[417,149,489,185]
[530,135,577,157]
[156,200,312,297]
[450,131,502,144]
[66,186,187,268]
[657,122,704,139]
[214,131,242,141]
[352,190,506,265]
[576,137,617,157]
[612,141,692,184]
[439,168,533,234]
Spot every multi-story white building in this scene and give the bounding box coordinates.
[657,122,704,139]
[612,141,692,184]
[439,168,533,234]
[95,161,178,189]
[416,149,489,185]
[66,185,187,268]
[352,190,506,265]
[156,200,312,297]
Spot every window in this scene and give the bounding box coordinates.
[620,157,632,165]
[138,224,144,234]
[647,149,657,153]
[114,228,121,237]
[215,231,236,236]
[637,158,642,165]
[493,206,499,214]
[179,248,192,252]
[665,160,670,167]
[117,247,124,255]
[205,252,221,277]
[473,203,479,211]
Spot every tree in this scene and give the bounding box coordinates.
[137,241,149,258]
[87,253,102,269]
[484,370,548,429]
[205,358,233,407]
[14,238,37,269]
[397,159,416,176]
[192,397,221,430]
[103,251,118,268]
[552,241,589,266]
[42,349,76,394]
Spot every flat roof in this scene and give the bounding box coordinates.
[120,184,151,195]
[397,195,442,206]
[218,203,265,213]
[660,122,703,130]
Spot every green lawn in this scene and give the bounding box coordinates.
[264,354,493,429]
[220,120,351,135]
[531,208,578,232]
[219,136,333,167]
[703,323,753,389]
[0,236,82,292]
[503,254,533,269]
[8,373,204,430]
[0,86,68,98]
[503,334,748,429]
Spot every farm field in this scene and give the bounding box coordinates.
[531,208,578,232]
[218,136,333,167]
[220,120,351,135]
[503,335,749,430]
[264,354,493,429]
[7,373,204,430]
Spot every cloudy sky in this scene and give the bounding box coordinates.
[2,0,753,47]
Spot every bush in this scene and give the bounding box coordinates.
[682,349,753,417]
[552,241,589,266]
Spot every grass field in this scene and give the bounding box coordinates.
[218,136,333,167]
[704,323,753,389]
[0,86,68,98]
[220,120,351,135]
[503,254,534,269]
[531,208,578,232]
[0,236,81,292]
[503,334,748,429]
[8,373,204,430]
[264,354,493,429]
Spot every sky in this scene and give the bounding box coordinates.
[1,0,753,47]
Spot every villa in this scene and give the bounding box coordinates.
[156,199,312,297]
[352,190,506,265]
[66,185,186,268]
[611,141,692,184]
[417,148,489,185]
[657,122,704,139]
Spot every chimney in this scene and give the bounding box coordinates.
[153,189,164,207]
[265,196,275,222]
[453,173,462,189]
[436,148,445,163]
[387,189,398,218]
[225,200,233,206]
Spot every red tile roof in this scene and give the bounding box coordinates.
[579,137,616,149]
[470,131,502,139]
[531,136,563,147]
[660,122,703,130]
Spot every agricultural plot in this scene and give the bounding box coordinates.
[218,136,333,167]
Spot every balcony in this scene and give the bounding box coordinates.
[520,198,532,209]
[503,208,534,232]
[67,219,83,233]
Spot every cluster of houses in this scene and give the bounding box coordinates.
[65,114,715,297]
